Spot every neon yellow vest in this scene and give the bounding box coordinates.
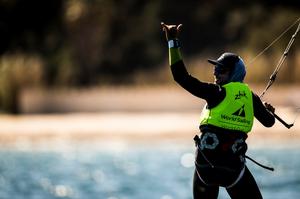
[200,82,254,133]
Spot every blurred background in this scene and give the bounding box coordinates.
[0,0,300,198]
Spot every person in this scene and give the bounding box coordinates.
[161,22,276,199]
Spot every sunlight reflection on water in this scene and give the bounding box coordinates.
[0,141,299,199]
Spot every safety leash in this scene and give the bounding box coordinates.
[245,155,274,171]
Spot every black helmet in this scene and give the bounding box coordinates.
[208,52,246,82]
[207,52,240,71]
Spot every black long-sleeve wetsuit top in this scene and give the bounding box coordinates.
[171,60,275,128]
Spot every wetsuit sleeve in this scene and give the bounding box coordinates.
[170,60,225,107]
[252,93,275,127]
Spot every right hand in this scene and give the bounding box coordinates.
[264,102,275,113]
[161,22,183,41]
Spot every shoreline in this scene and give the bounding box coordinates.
[0,108,299,149]
[20,85,300,113]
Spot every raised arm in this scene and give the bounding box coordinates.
[161,22,224,103]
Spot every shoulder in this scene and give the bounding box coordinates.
[251,91,261,102]
[206,83,226,108]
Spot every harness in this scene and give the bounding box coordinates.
[193,126,247,188]
[193,126,273,188]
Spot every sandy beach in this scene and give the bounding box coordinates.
[1,86,299,149]
[0,108,299,149]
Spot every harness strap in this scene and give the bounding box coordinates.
[194,134,274,172]
[225,166,246,189]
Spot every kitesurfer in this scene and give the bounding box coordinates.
[161,22,276,199]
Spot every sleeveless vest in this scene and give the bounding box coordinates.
[200,82,254,133]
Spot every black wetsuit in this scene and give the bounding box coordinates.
[171,61,275,199]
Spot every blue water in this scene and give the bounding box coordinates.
[0,143,300,199]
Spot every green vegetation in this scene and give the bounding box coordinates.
[0,0,299,113]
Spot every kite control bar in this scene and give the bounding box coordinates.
[272,112,294,129]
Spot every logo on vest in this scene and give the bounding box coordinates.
[221,104,250,125]
[232,104,245,117]
[235,91,247,100]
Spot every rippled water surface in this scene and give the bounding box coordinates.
[0,142,299,199]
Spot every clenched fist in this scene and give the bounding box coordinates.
[264,102,275,113]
